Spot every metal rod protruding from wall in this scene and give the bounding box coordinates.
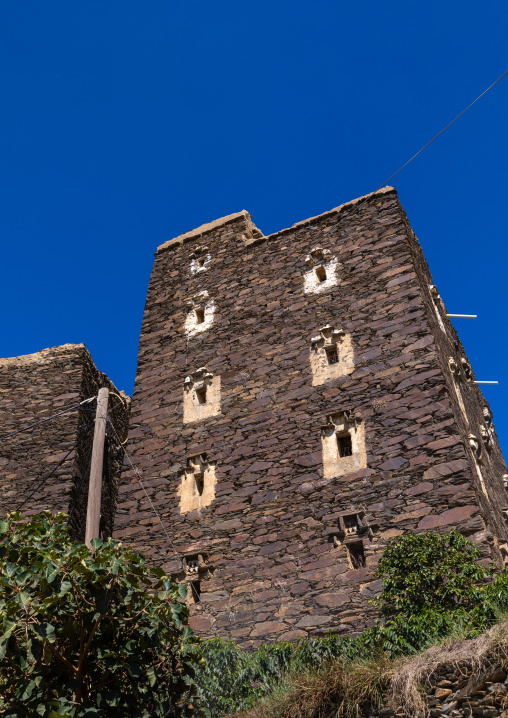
[85,387,109,549]
[474,381,499,385]
[446,314,477,318]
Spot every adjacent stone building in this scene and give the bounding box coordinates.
[114,186,508,644]
[0,344,130,540]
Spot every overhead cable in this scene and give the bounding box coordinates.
[376,68,508,191]
[68,418,96,525]
[16,424,94,512]
[0,396,96,441]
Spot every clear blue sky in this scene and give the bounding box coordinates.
[1,2,507,450]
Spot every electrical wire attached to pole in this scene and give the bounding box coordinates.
[376,68,508,191]
[0,396,96,441]
[16,422,94,512]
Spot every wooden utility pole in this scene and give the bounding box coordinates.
[85,387,109,549]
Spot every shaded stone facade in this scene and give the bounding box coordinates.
[0,344,130,540]
[114,187,508,644]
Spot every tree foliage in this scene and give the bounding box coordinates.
[374,529,491,618]
[0,512,204,718]
[2,513,507,718]
[371,529,503,654]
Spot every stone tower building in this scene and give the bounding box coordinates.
[114,186,507,644]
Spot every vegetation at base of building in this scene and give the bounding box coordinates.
[231,620,508,718]
[0,512,205,718]
[194,530,508,717]
[2,514,508,718]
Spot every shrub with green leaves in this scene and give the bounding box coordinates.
[374,529,492,618]
[372,529,501,653]
[0,512,204,718]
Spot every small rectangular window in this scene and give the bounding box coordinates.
[325,346,339,365]
[315,266,327,283]
[195,307,205,324]
[347,542,365,569]
[189,580,201,603]
[343,514,358,531]
[337,434,353,457]
[194,472,204,495]
[196,387,207,405]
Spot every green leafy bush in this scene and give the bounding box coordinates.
[0,511,204,718]
[372,529,502,653]
[374,529,492,617]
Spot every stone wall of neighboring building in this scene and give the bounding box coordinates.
[0,344,130,540]
[114,187,508,645]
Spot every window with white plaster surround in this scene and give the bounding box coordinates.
[183,367,221,424]
[482,407,495,451]
[429,285,446,333]
[329,510,370,568]
[189,245,211,274]
[448,356,468,423]
[310,325,354,385]
[303,247,340,294]
[178,453,217,513]
[321,410,366,479]
[468,432,489,499]
[184,291,215,337]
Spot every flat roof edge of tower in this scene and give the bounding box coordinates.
[157,187,397,255]
[257,186,397,244]
[157,210,253,254]
[0,343,87,366]
[0,343,131,400]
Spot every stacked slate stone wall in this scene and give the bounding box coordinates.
[366,659,508,717]
[0,344,129,539]
[115,188,508,645]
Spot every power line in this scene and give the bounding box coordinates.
[376,68,508,191]
[0,396,96,441]
[68,417,96,526]
[105,418,117,537]
[16,424,94,512]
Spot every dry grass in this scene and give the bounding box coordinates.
[390,620,508,717]
[233,621,508,718]
[232,656,392,718]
